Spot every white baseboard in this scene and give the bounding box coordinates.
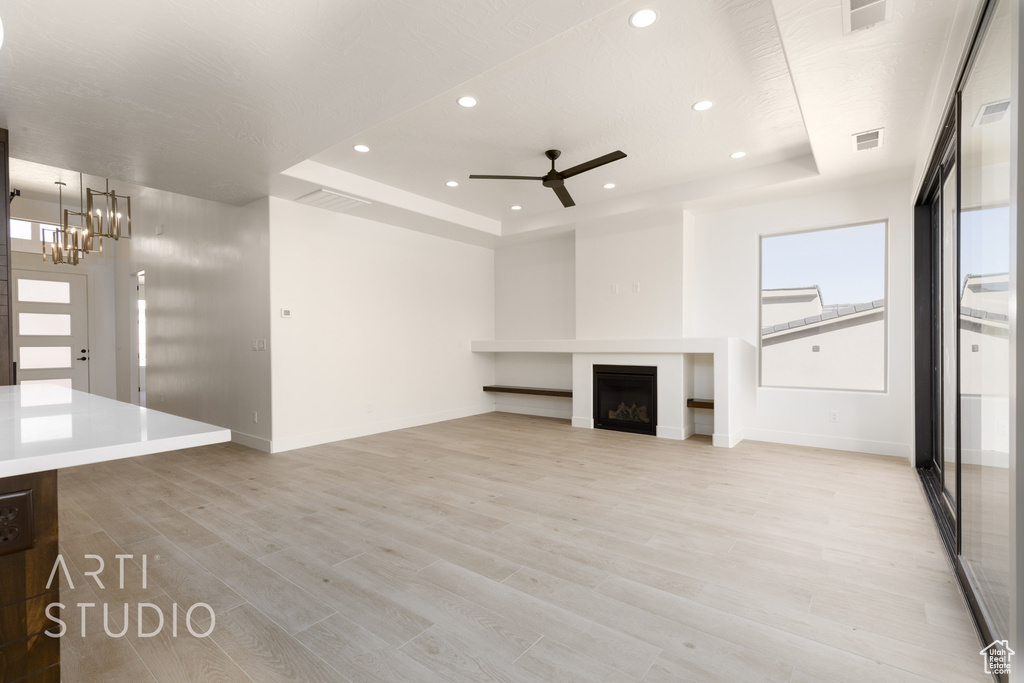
[573,417,688,441]
[231,431,272,452]
[270,405,493,453]
[743,428,910,459]
[656,425,685,440]
[712,431,744,448]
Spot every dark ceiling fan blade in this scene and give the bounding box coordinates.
[559,150,627,179]
[552,185,576,208]
[468,175,544,180]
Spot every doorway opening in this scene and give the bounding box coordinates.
[130,271,146,406]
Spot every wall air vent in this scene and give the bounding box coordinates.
[974,99,1010,126]
[842,0,893,34]
[852,128,884,152]
[295,188,371,213]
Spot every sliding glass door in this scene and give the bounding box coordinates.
[957,0,1011,640]
[916,0,1011,658]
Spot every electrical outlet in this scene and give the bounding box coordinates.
[633,282,641,294]
[252,411,258,424]
[366,403,373,414]
[611,284,620,294]
[0,489,34,556]
[829,410,840,423]
[0,506,18,524]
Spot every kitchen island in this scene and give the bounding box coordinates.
[0,384,230,682]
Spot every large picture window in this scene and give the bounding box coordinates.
[760,222,887,391]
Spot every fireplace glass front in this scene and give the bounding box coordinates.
[593,365,657,436]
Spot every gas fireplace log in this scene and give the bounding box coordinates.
[609,402,651,423]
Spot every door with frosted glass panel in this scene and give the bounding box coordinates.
[12,271,90,391]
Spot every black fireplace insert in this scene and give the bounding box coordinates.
[593,365,657,436]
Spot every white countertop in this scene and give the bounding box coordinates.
[0,385,231,478]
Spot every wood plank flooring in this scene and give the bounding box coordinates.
[54,412,989,682]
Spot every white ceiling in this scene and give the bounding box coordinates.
[0,0,625,205]
[0,0,974,235]
[311,0,811,220]
[773,0,969,180]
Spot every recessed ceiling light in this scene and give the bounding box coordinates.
[510,205,522,211]
[730,151,747,159]
[353,144,370,153]
[692,100,714,111]
[603,183,616,189]
[457,96,478,108]
[446,181,459,187]
[629,9,658,28]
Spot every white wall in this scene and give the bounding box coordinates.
[690,181,915,458]
[115,190,272,449]
[575,207,686,339]
[10,196,118,400]
[493,233,575,418]
[268,198,495,452]
[495,233,575,340]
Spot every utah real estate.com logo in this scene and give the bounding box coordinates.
[43,554,215,638]
[981,640,1014,677]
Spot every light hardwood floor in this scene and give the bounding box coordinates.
[54,412,990,682]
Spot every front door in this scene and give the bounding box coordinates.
[12,270,90,391]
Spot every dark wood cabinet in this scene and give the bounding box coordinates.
[0,470,60,682]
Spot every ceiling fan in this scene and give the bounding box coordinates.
[469,149,626,208]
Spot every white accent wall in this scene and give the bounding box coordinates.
[575,207,686,339]
[268,198,495,453]
[690,180,915,458]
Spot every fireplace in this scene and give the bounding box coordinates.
[593,365,657,436]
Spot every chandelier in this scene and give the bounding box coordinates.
[87,179,132,241]
[44,174,130,266]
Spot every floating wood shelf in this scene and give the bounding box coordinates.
[686,398,715,410]
[483,385,573,398]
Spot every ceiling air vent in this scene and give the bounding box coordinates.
[842,0,893,34]
[974,99,1011,126]
[295,188,371,213]
[852,128,884,152]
